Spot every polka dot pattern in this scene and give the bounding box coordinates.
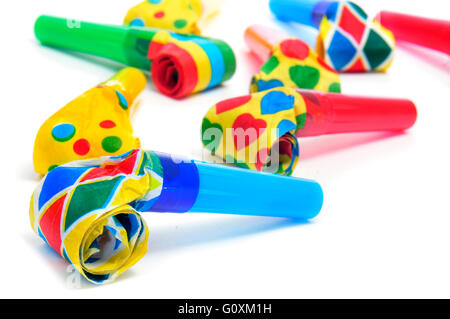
[277,120,297,137]
[52,123,76,142]
[216,95,252,115]
[100,120,117,129]
[261,56,280,75]
[124,0,202,34]
[250,33,341,94]
[328,82,341,93]
[280,39,310,60]
[154,11,165,18]
[102,136,123,153]
[174,19,188,29]
[116,91,128,110]
[201,118,223,153]
[33,68,144,175]
[288,65,320,89]
[260,90,295,115]
[73,139,90,156]
[202,87,307,175]
[255,79,284,92]
[232,113,267,151]
[129,18,145,27]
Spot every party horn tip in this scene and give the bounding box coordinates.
[244,24,288,61]
[189,160,324,220]
[103,68,147,103]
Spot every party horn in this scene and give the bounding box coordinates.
[125,0,224,34]
[245,24,341,93]
[269,0,396,72]
[125,0,203,34]
[375,11,450,55]
[30,149,323,284]
[202,87,417,175]
[33,68,145,175]
[34,15,236,98]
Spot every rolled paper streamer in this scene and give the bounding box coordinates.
[269,0,396,72]
[375,11,450,55]
[201,87,417,175]
[125,0,203,34]
[34,15,236,98]
[245,24,341,93]
[30,149,323,283]
[33,68,145,175]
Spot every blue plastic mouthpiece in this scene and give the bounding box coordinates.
[148,152,323,219]
[270,0,334,28]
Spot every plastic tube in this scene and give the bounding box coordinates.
[296,90,418,137]
[147,152,323,219]
[375,11,450,54]
[269,0,333,29]
[34,15,236,98]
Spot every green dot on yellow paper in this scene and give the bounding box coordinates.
[328,82,341,93]
[174,19,187,29]
[102,136,122,153]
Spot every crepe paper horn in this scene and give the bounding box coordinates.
[34,15,236,99]
[375,11,450,55]
[201,87,417,175]
[125,0,224,35]
[125,0,203,34]
[245,24,341,93]
[269,0,396,72]
[33,68,145,175]
[30,149,323,284]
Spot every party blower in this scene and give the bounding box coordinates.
[375,11,450,55]
[34,15,236,98]
[202,87,417,175]
[30,149,323,284]
[244,24,341,93]
[33,68,145,175]
[125,0,224,35]
[269,0,396,72]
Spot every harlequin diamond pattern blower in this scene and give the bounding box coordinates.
[30,149,323,284]
[34,15,236,98]
[269,0,396,72]
[202,87,417,175]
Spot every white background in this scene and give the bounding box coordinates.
[1,0,449,298]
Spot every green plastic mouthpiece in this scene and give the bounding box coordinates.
[34,15,236,98]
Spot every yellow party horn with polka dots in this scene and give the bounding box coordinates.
[33,68,146,175]
[245,24,341,93]
[124,0,224,34]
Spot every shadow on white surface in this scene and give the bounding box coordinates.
[22,232,97,289]
[35,42,126,74]
[397,41,450,74]
[242,50,263,75]
[148,215,309,254]
[299,131,406,161]
[16,160,41,182]
[22,215,310,288]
